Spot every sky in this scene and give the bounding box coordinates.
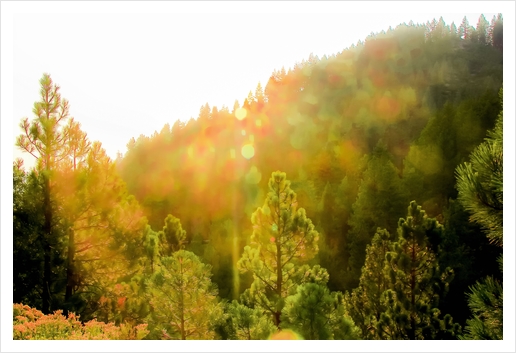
[2,1,515,352]
[8,3,501,166]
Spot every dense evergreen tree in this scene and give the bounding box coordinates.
[281,282,360,340]
[346,143,407,289]
[455,90,503,246]
[238,171,319,327]
[459,261,503,340]
[345,228,393,339]
[13,162,47,308]
[456,88,503,340]
[376,201,459,339]
[16,73,71,313]
[145,251,221,340]
[158,214,187,256]
[436,199,501,327]
[491,14,503,50]
[476,14,489,45]
[221,300,277,340]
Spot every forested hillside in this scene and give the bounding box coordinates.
[13,14,504,340]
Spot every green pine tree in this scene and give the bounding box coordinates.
[377,201,458,339]
[238,171,319,327]
[226,300,277,340]
[281,281,360,340]
[158,214,187,256]
[455,91,503,246]
[456,88,503,340]
[345,228,393,339]
[459,259,503,340]
[346,143,407,289]
[145,250,221,340]
[16,73,71,313]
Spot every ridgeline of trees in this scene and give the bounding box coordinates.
[13,14,503,340]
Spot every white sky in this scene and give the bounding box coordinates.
[9,4,500,165]
[2,1,515,352]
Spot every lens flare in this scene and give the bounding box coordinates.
[241,144,255,159]
[244,165,261,184]
[235,107,247,120]
[269,329,303,340]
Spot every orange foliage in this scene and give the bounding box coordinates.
[375,95,402,122]
[13,303,149,340]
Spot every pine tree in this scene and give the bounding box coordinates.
[455,89,503,246]
[142,225,160,274]
[55,141,148,320]
[491,14,503,50]
[224,300,277,340]
[237,171,319,327]
[158,214,186,256]
[13,162,47,308]
[57,118,91,315]
[281,281,360,339]
[450,22,458,38]
[346,143,406,289]
[458,16,469,40]
[198,103,211,122]
[377,201,458,339]
[245,90,255,108]
[232,99,240,114]
[345,228,393,339]
[145,250,221,339]
[16,73,71,313]
[476,14,489,45]
[456,88,503,339]
[255,82,265,104]
[459,259,503,340]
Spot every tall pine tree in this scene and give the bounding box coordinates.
[238,171,319,327]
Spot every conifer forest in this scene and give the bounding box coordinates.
[13,14,504,340]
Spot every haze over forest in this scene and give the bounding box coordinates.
[12,13,505,343]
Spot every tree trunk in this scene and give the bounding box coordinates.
[275,231,282,328]
[274,311,281,328]
[180,259,186,340]
[410,240,416,340]
[42,174,52,314]
[275,181,282,328]
[64,227,75,316]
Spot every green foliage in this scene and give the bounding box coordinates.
[346,143,407,289]
[16,73,71,314]
[459,273,503,340]
[403,90,500,217]
[222,300,277,340]
[158,214,187,256]
[346,228,393,339]
[281,282,360,340]
[145,250,221,340]
[437,199,502,327]
[142,225,160,274]
[455,90,503,246]
[238,171,320,327]
[377,201,459,339]
[13,163,46,308]
[457,89,503,340]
